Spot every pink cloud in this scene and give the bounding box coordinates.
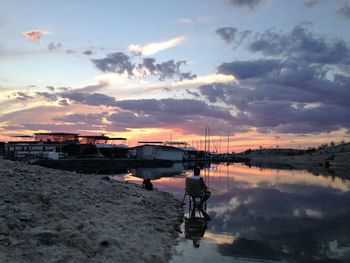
[22,29,50,41]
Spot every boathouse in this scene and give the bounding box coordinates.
[132,144,184,161]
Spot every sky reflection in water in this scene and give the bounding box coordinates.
[123,163,350,263]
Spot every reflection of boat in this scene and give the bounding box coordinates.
[130,162,185,179]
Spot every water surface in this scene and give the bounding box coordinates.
[120,163,350,262]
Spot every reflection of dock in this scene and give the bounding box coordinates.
[34,158,174,174]
[130,162,184,179]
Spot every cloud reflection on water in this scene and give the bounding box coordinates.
[127,163,350,262]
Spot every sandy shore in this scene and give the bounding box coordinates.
[0,159,183,263]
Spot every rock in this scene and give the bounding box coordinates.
[34,230,59,246]
[19,213,31,221]
[142,253,166,263]
[0,223,10,235]
[9,236,23,246]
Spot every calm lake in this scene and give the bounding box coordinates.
[117,163,350,263]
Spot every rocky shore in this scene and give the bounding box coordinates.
[0,159,183,263]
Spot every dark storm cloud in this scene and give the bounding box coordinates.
[53,113,107,125]
[186,89,200,97]
[205,24,350,134]
[215,27,238,44]
[217,59,283,80]
[61,92,117,107]
[91,52,196,81]
[91,52,134,75]
[248,26,350,65]
[337,3,350,20]
[228,0,263,9]
[140,57,196,81]
[107,111,241,134]
[58,99,69,106]
[216,27,251,44]
[20,123,104,132]
[199,66,350,133]
[36,92,60,101]
[114,98,232,119]
[82,50,93,56]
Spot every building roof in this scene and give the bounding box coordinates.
[34,132,79,136]
[11,135,34,138]
[132,144,184,151]
[137,141,163,144]
[79,135,109,140]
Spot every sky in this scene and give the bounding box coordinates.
[1,0,350,152]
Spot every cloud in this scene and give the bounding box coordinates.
[107,98,237,134]
[216,27,238,44]
[37,94,236,134]
[200,63,350,134]
[22,29,50,41]
[337,3,350,20]
[91,52,196,81]
[82,50,93,56]
[210,183,350,262]
[174,16,212,25]
[48,42,62,50]
[53,112,108,126]
[114,98,232,119]
[73,81,109,93]
[128,36,185,56]
[36,92,60,101]
[303,0,325,9]
[14,92,34,101]
[61,92,117,107]
[216,27,251,45]
[64,48,77,54]
[228,0,263,9]
[140,58,196,81]
[247,26,350,65]
[91,52,134,75]
[199,25,350,134]
[217,59,283,80]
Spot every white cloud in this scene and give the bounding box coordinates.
[175,16,212,24]
[128,36,185,56]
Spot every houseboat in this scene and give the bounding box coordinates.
[131,142,184,161]
[5,132,129,160]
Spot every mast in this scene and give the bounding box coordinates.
[227,131,230,154]
[204,125,207,153]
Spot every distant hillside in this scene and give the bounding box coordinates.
[239,143,350,179]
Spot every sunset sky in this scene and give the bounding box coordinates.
[1,0,350,152]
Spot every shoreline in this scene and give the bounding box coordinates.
[242,143,350,179]
[0,159,183,263]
